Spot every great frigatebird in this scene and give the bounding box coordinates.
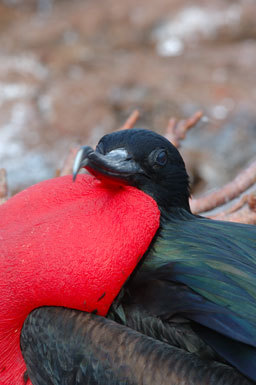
[69,128,256,383]
[2,128,255,384]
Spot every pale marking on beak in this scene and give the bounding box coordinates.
[72,148,89,182]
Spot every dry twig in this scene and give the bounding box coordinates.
[58,110,140,177]
[210,193,256,224]
[119,110,140,131]
[165,111,203,148]
[0,168,8,205]
[163,110,256,224]
[58,147,79,177]
[190,160,256,214]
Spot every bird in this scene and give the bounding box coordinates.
[69,128,256,383]
[1,128,255,385]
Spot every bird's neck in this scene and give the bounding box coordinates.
[158,199,191,217]
[136,207,197,273]
[154,182,191,215]
[160,206,193,222]
[160,168,191,214]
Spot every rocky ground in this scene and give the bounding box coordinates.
[0,0,256,196]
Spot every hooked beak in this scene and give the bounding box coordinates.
[72,146,93,182]
[73,146,144,183]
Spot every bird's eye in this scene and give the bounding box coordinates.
[155,150,167,166]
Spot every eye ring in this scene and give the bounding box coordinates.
[155,150,168,166]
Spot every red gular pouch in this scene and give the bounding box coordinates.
[0,174,160,385]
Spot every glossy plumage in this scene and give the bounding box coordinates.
[118,208,256,380]
[73,128,256,382]
[20,128,256,384]
[21,307,251,385]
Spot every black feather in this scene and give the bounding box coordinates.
[21,307,252,385]
[120,208,256,381]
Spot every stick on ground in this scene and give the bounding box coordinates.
[0,168,8,205]
[190,160,256,214]
[119,110,140,131]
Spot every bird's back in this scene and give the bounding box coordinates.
[123,209,256,381]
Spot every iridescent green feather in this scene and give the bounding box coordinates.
[144,208,256,344]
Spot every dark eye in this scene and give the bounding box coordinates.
[155,150,167,166]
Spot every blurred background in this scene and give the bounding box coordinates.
[0,0,255,196]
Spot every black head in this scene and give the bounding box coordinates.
[73,129,190,212]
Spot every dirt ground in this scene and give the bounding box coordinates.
[0,0,256,195]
